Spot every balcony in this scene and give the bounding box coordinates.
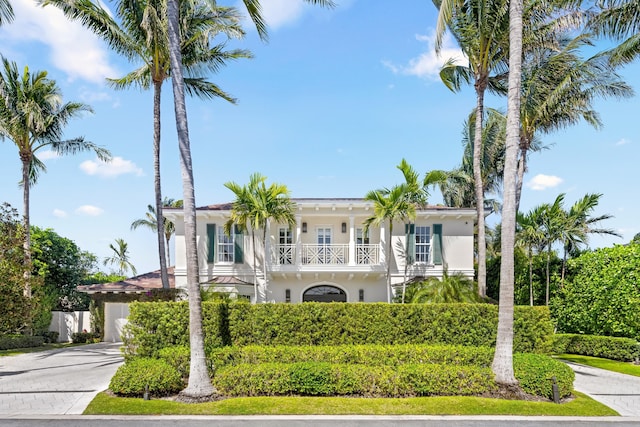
[274,244,380,266]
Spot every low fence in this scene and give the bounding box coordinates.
[49,311,91,342]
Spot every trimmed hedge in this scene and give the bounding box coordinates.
[551,334,640,361]
[123,302,553,357]
[513,353,574,399]
[0,334,44,350]
[109,357,184,397]
[214,362,497,397]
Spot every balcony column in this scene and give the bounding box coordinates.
[348,215,355,266]
[295,214,302,265]
[379,223,386,265]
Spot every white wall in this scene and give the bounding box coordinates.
[49,311,91,342]
[103,303,130,343]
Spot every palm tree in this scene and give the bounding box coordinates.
[589,0,640,65]
[492,0,524,388]
[43,0,249,292]
[103,238,137,276]
[364,184,415,303]
[225,173,296,303]
[516,207,545,306]
[435,0,510,299]
[164,0,333,401]
[131,198,183,274]
[0,57,111,298]
[409,271,481,303]
[516,34,633,210]
[0,0,13,25]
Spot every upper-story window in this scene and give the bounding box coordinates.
[217,225,234,263]
[278,227,293,264]
[317,227,332,245]
[356,228,369,245]
[415,225,431,263]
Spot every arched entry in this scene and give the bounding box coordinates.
[303,285,347,302]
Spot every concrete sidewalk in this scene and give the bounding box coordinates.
[566,361,640,417]
[0,342,123,415]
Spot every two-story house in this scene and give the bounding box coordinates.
[164,198,475,303]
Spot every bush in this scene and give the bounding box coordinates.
[40,331,59,343]
[71,331,100,344]
[551,334,640,361]
[214,362,497,397]
[0,334,44,350]
[158,345,191,379]
[513,353,574,399]
[109,358,184,397]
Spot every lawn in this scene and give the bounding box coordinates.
[85,391,618,416]
[556,354,640,377]
[0,342,84,357]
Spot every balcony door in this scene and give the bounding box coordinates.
[278,227,293,264]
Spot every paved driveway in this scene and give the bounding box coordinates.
[0,342,123,415]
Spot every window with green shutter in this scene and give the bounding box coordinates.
[433,224,443,265]
[234,225,244,264]
[405,224,415,264]
[206,223,216,264]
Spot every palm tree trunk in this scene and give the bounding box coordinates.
[545,247,551,305]
[251,230,258,303]
[515,144,527,213]
[473,83,487,298]
[167,0,214,399]
[492,0,523,387]
[561,244,568,287]
[387,222,392,303]
[153,81,170,289]
[260,227,268,303]
[165,235,171,268]
[21,155,32,298]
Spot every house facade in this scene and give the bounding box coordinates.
[164,198,475,303]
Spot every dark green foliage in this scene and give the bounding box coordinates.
[124,301,553,357]
[513,353,574,399]
[552,334,640,361]
[214,362,497,397]
[0,334,44,350]
[551,244,640,340]
[109,358,184,397]
[211,344,494,368]
[71,331,100,343]
[158,345,191,378]
[40,331,59,343]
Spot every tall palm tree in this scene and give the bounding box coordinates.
[516,34,633,210]
[516,207,545,306]
[589,0,640,65]
[364,184,415,303]
[409,271,481,303]
[0,57,111,298]
[43,0,249,292]
[225,173,296,303]
[131,198,183,273]
[434,0,510,299]
[103,238,137,276]
[164,0,334,400]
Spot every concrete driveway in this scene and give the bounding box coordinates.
[0,342,123,415]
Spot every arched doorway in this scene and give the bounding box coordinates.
[303,285,347,302]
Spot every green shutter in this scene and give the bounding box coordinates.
[405,223,415,264]
[234,225,244,264]
[206,223,216,264]
[433,224,443,265]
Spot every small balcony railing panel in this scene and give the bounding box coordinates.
[356,244,378,265]
[303,244,348,265]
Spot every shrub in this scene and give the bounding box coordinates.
[71,331,100,344]
[513,353,574,399]
[0,334,44,350]
[551,334,640,361]
[158,345,191,378]
[109,358,184,397]
[40,331,59,343]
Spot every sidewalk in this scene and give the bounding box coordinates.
[565,360,640,417]
[0,342,123,415]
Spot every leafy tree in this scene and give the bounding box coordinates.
[0,57,111,297]
[225,173,296,302]
[404,271,481,303]
[131,198,183,273]
[103,238,137,277]
[632,233,640,244]
[44,0,249,291]
[551,243,640,340]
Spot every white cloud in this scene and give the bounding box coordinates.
[75,205,104,216]
[259,0,306,29]
[80,156,144,178]
[615,138,631,146]
[1,0,118,84]
[38,150,59,161]
[383,30,466,80]
[526,174,563,191]
[52,208,67,218]
[79,87,113,103]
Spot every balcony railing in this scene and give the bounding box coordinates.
[273,244,380,266]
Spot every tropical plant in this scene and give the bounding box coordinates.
[589,0,640,65]
[43,0,249,292]
[434,0,510,299]
[225,173,296,303]
[364,184,415,303]
[516,207,546,306]
[103,238,137,277]
[407,271,481,304]
[0,57,111,297]
[131,198,183,274]
[0,0,13,25]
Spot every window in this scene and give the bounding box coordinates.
[317,227,331,245]
[279,227,293,264]
[217,225,234,263]
[303,285,346,302]
[415,225,430,263]
[356,228,370,245]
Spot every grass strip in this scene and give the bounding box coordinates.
[85,391,617,416]
[556,354,640,377]
[0,342,85,357]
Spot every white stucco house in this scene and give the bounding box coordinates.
[164,198,475,303]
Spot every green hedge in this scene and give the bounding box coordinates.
[0,334,44,350]
[109,357,184,397]
[214,362,496,397]
[123,302,553,357]
[513,353,574,399]
[551,334,640,361]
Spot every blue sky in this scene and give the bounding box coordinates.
[0,0,638,275]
